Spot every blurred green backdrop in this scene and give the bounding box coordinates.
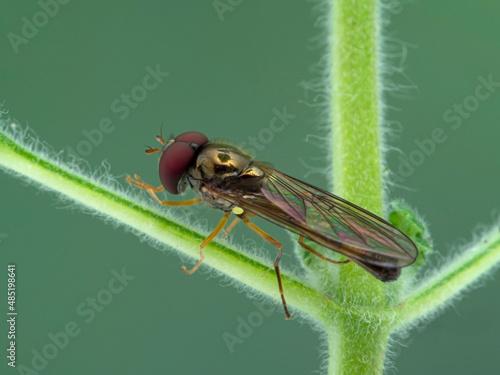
[1,1,500,374]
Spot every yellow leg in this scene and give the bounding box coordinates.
[181,211,232,275]
[222,210,257,239]
[222,217,240,239]
[297,236,350,265]
[240,215,291,320]
[126,174,202,206]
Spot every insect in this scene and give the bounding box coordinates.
[127,131,418,319]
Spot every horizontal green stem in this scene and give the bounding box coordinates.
[0,125,333,320]
[396,227,500,328]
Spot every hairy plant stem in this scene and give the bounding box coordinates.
[328,0,388,373]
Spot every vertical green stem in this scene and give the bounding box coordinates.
[325,314,392,375]
[327,0,389,373]
[332,0,383,211]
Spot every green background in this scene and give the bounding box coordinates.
[1,1,500,374]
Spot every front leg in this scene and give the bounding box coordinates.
[126,174,202,206]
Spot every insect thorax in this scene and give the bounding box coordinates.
[183,143,264,211]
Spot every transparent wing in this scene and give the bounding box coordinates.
[218,164,417,273]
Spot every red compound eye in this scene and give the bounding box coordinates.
[174,131,209,145]
[159,131,209,194]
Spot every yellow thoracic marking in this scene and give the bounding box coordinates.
[232,207,244,215]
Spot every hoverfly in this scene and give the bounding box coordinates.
[127,131,418,319]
